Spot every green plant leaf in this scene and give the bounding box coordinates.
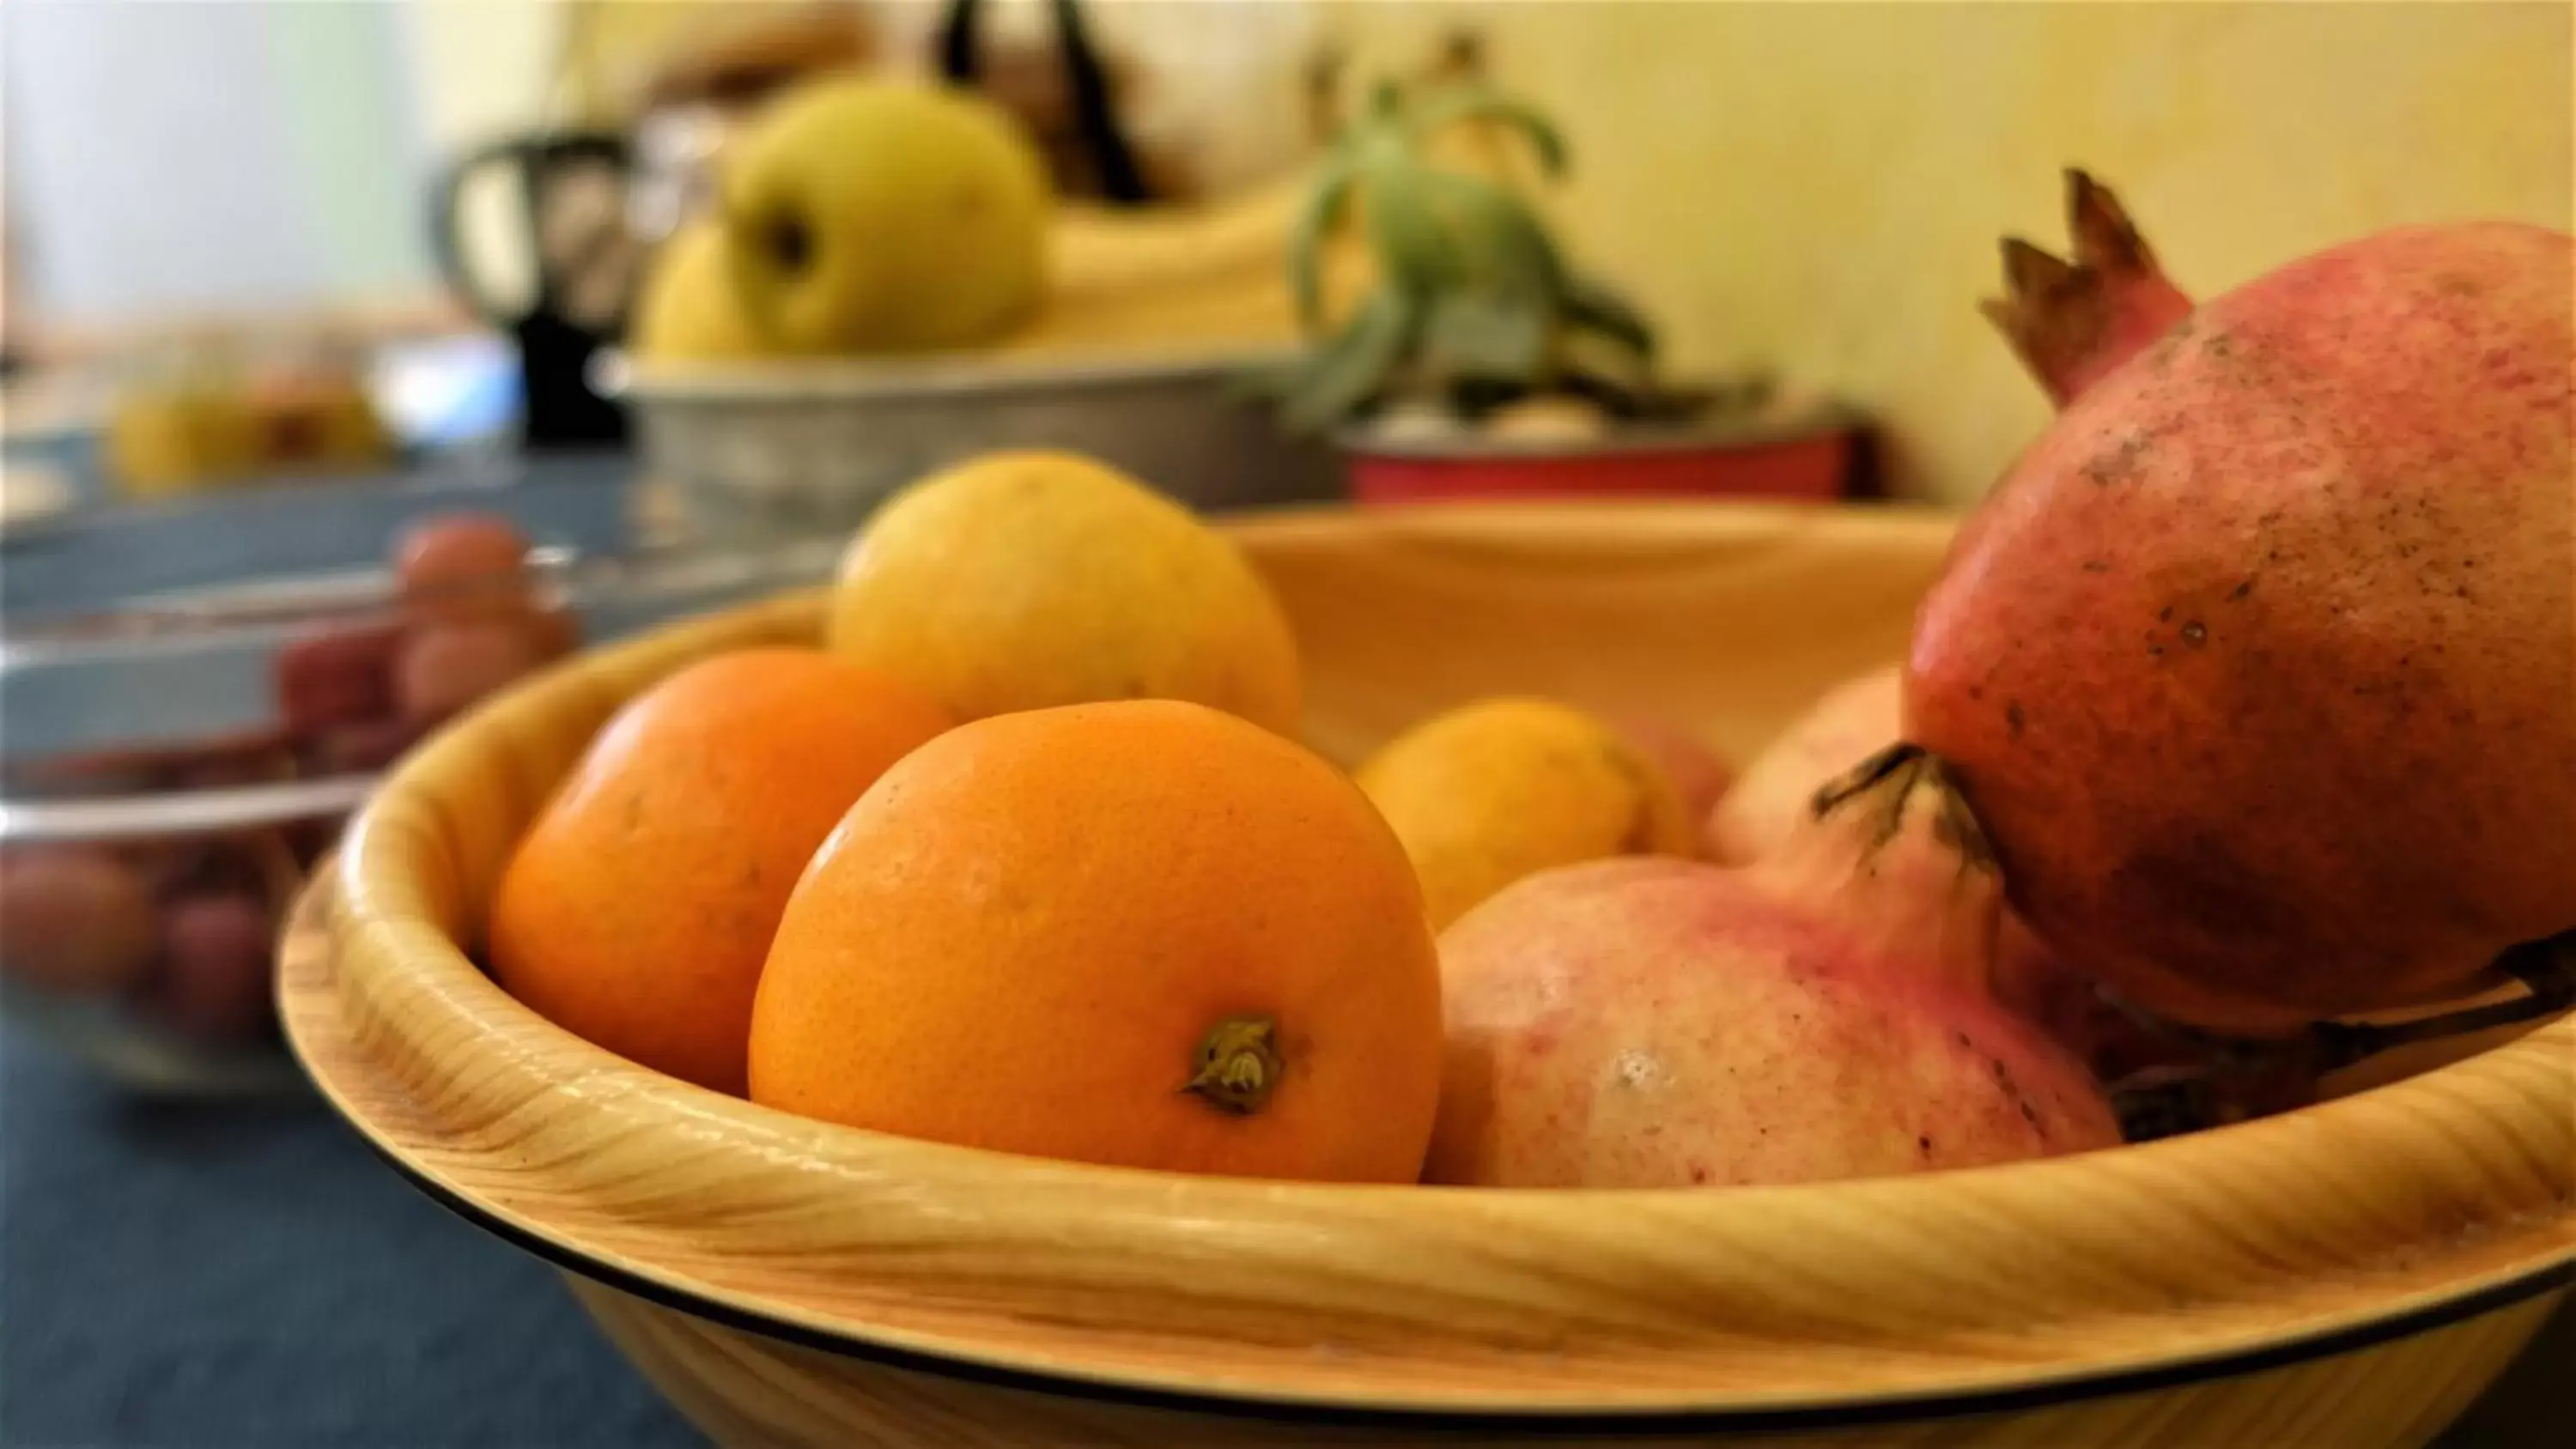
[1423,291,1551,385]
[1431,172,1568,306]
[1562,272,1659,362]
[1279,288,1419,435]
[1286,157,1361,334]
[1404,85,1570,178]
[1364,178,1469,295]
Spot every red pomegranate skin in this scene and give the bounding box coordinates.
[1907,221,2574,1033]
[1426,858,2120,1188]
[1705,666,1899,865]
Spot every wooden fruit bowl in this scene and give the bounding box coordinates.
[280,502,2574,1447]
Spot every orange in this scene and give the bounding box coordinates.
[748,699,1443,1182]
[489,647,951,1094]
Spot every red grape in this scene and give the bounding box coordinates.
[394,513,533,627]
[0,846,161,995]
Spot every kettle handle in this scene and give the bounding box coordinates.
[428,132,633,330]
[935,0,1151,205]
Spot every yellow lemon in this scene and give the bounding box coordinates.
[826,450,1301,733]
[1358,697,1698,930]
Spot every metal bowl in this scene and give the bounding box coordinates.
[602,347,1346,546]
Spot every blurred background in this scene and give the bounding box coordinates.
[4,1,2566,512]
[1,2,2569,1445]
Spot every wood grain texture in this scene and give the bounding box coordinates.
[565,1276,2561,1449]
[281,502,2576,1443]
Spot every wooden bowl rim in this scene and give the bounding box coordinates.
[290,501,2576,1424]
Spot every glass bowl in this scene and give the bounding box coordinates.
[0,530,841,1098]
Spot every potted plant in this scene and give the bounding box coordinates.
[1252,75,1871,505]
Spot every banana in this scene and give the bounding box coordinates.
[998,168,1376,356]
[1044,172,1311,301]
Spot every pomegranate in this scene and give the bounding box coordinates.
[1702,663,2188,1082]
[1908,173,2575,1034]
[1426,750,2121,1188]
[1705,665,1900,864]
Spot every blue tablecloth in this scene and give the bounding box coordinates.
[0,1028,702,1447]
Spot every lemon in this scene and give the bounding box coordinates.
[826,451,1302,733]
[1358,697,1698,930]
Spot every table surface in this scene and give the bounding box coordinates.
[3,1022,2567,1449]
[1,1028,704,1447]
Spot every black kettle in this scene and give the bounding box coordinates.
[429,131,639,452]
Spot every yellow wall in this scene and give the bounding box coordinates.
[1319,0,2573,502]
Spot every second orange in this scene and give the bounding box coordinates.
[489,647,950,1094]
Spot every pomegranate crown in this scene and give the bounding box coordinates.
[1980,168,2195,405]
